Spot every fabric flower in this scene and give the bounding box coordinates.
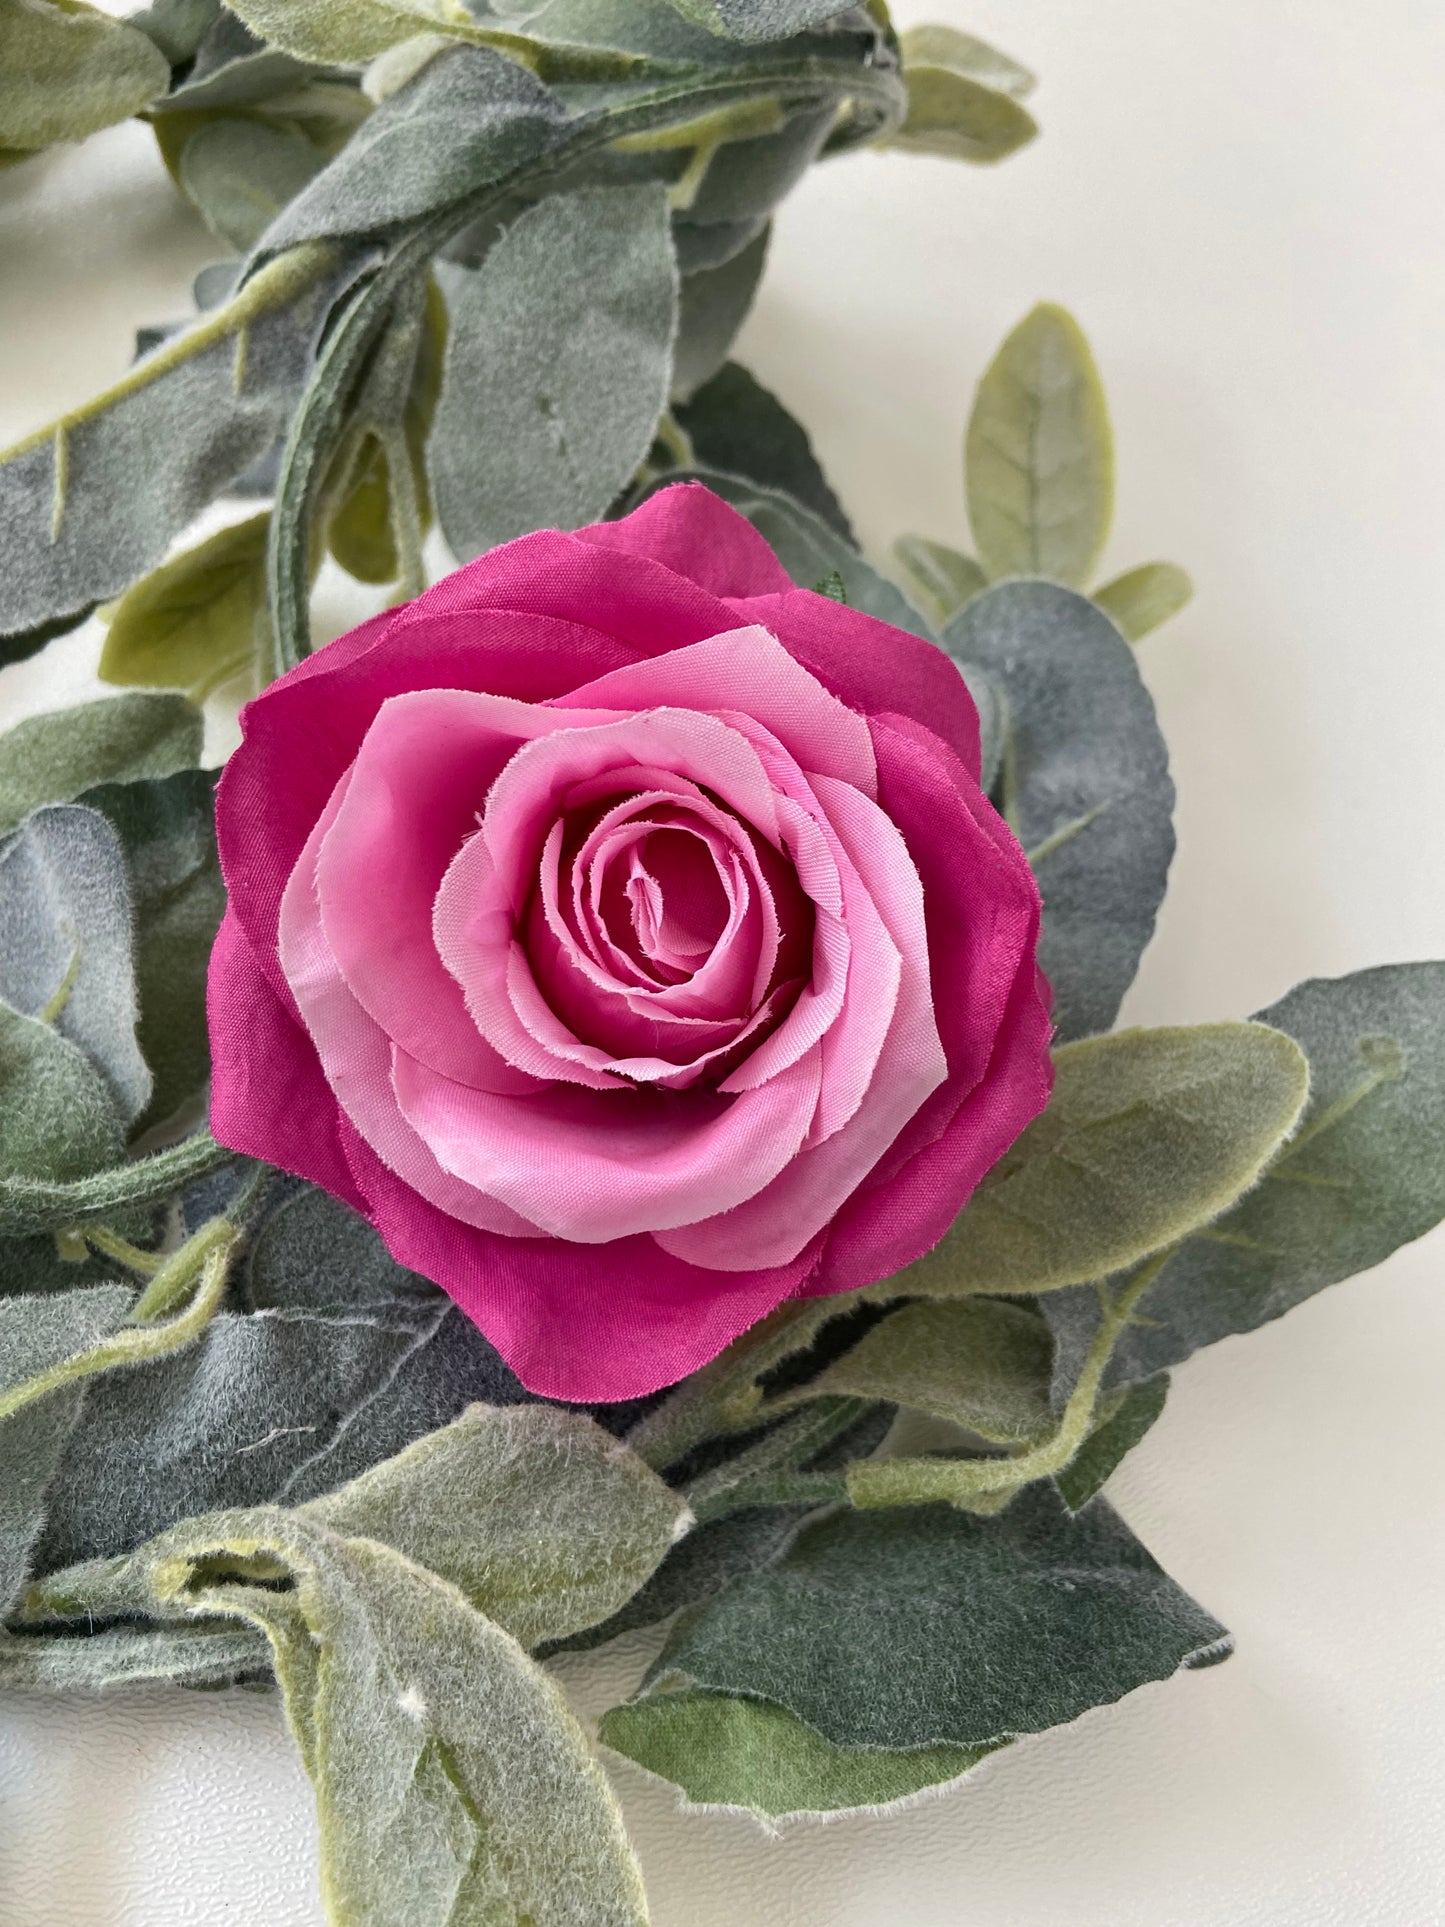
[208,485,1052,1399]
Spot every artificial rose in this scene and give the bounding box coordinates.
[208,485,1052,1400]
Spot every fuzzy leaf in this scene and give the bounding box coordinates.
[79,770,224,1131]
[946,579,1175,1037]
[1093,560,1193,641]
[674,360,852,538]
[0,805,150,1124]
[177,116,328,252]
[0,1006,126,1185]
[966,304,1113,585]
[896,24,1035,99]
[0,0,169,152]
[432,184,676,555]
[891,1022,1309,1303]
[682,102,836,226]
[224,0,473,62]
[886,60,1037,166]
[0,1286,133,1613]
[603,1691,988,1816]
[810,1298,1054,1443]
[304,1403,690,1647]
[892,533,987,629]
[1055,1374,1169,1512]
[0,1619,269,1691]
[671,226,770,402]
[1058,964,1445,1388]
[603,1487,1229,1815]
[99,515,268,701]
[663,0,855,42]
[0,694,201,837]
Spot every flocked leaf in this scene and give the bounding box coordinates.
[965,304,1113,585]
[100,514,269,701]
[0,0,169,154]
[674,359,852,538]
[0,804,151,1124]
[0,1005,126,1185]
[432,183,676,556]
[896,24,1035,100]
[176,115,328,252]
[889,1022,1309,1302]
[946,579,1174,1038]
[671,226,770,402]
[223,0,474,63]
[1055,1374,1169,1512]
[1093,560,1193,641]
[0,693,201,837]
[892,532,988,629]
[662,0,856,43]
[886,43,1037,167]
[602,1487,1228,1815]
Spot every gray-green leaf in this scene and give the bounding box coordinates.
[0,693,201,838]
[0,1005,126,1185]
[0,805,150,1124]
[1055,1373,1169,1512]
[671,225,770,401]
[223,0,474,63]
[432,183,676,555]
[965,303,1113,585]
[945,579,1174,1038]
[1093,560,1193,641]
[892,532,988,629]
[177,116,328,253]
[673,359,852,538]
[890,1022,1309,1301]
[886,45,1037,167]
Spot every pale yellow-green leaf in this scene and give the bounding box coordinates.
[892,533,988,629]
[898,25,1035,99]
[0,0,169,151]
[885,1022,1311,1300]
[1093,560,1194,641]
[884,64,1037,166]
[223,0,475,63]
[99,515,269,702]
[966,302,1114,585]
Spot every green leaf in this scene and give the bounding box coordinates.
[0,1618,269,1692]
[1055,1373,1169,1512]
[602,1690,988,1815]
[0,693,201,837]
[176,116,328,252]
[99,515,269,702]
[885,57,1037,167]
[672,224,769,402]
[674,359,852,539]
[0,1286,134,1612]
[1093,560,1193,641]
[0,0,169,151]
[662,0,856,42]
[892,533,988,629]
[681,102,835,226]
[126,0,225,70]
[303,1403,691,1647]
[896,25,1035,100]
[223,0,474,62]
[809,1298,1054,1444]
[946,579,1174,1038]
[1065,964,1445,1387]
[432,184,676,555]
[0,804,150,1125]
[0,1006,125,1185]
[0,1130,233,1238]
[965,303,1113,585]
[79,770,225,1132]
[602,1487,1229,1816]
[77,1509,651,1925]
[889,1022,1310,1302]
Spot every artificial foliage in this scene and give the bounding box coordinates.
[0,2,1442,1919]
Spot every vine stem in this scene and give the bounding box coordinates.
[0,1134,238,1238]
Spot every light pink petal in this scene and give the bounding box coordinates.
[556,624,876,797]
[391,1044,824,1243]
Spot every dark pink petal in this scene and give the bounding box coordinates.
[573,481,794,600]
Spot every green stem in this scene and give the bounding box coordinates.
[683,1396,869,1523]
[0,1134,239,1237]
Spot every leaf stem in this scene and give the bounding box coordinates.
[0,1133,238,1237]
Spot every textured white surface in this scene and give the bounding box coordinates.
[3,2,1444,1922]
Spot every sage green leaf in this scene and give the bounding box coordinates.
[946,580,1174,1037]
[303,1404,690,1647]
[177,116,328,253]
[0,1130,233,1239]
[956,659,1006,794]
[672,212,767,274]
[246,1182,439,1313]
[965,304,1113,585]
[1055,1374,1169,1512]
[674,359,852,538]
[432,184,676,555]
[0,1007,125,1185]
[124,1511,651,1925]
[79,770,224,1131]
[662,0,856,41]
[890,1022,1309,1302]
[127,0,224,69]
[672,225,769,402]
[885,60,1037,167]
[684,102,835,226]
[0,1619,269,1691]
[1093,560,1193,641]
[809,1299,1054,1444]
[253,46,571,256]
[896,24,1035,100]
[0,0,169,151]
[892,533,987,629]
[98,515,268,701]
[0,1286,133,1613]
[0,805,150,1125]
[639,468,937,641]
[1072,963,1445,1387]
[0,694,200,838]
[223,0,474,62]
[605,1487,1229,1812]
[603,1690,989,1816]
[0,245,349,641]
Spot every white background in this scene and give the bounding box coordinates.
[3,2,1445,1921]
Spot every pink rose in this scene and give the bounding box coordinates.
[208,486,1052,1400]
